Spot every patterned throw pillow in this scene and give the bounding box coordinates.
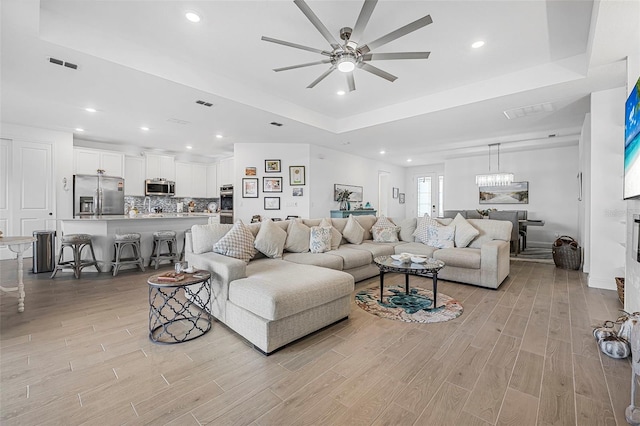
[342,214,365,244]
[426,224,456,248]
[412,214,440,244]
[450,213,480,247]
[213,220,256,263]
[319,218,342,250]
[372,216,399,243]
[309,226,332,253]
[254,218,287,258]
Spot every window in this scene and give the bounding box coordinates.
[417,176,432,217]
[438,175,444,217]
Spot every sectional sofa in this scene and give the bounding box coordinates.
[184,214,512,354]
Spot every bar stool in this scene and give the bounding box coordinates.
[51,233,101,279]
[179,228,191,261]
[149,230,179,269]
[111,233,145,276]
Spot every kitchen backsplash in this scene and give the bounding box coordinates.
[125,196,219,213]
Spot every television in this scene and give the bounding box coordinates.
[624,75,640,199]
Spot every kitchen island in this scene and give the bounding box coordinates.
[59,213,218,273]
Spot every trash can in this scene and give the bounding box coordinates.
[32,230,56,273]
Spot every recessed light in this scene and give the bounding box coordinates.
[216,134,223,139]
[380,150,385,154]
[75,128,84,132]
[186,145,193,150]
[337,90,346,96]
[407,158,413,162]
[471,40,485,49]
[185,11,201,23]
[85,107,97,113]
[140,126,150,131]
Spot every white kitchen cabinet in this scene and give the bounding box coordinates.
[192,165,207,198]
[74,148,124,177]
[175,162,208,198]
[145,153,175,181]
[124,156,145,196]
[174,162,190,197]
[206,164,218,198]
[217,157,234,188]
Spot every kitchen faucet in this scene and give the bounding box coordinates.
[143,196,151,213]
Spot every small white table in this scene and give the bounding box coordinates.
[0,236,36,312]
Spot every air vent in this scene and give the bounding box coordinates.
[270,122,283,127]
[503,102,554,120]
[167,118,190,125]
[195,100,214,107]
[47,57,79,70]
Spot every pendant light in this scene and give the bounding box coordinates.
[475,143,514,186]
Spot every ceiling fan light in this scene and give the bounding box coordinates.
[337,57,355,73]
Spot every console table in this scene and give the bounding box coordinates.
[330,210,377,218]
[0,236,37,312]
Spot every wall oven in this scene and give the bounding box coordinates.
[220,185,233,224]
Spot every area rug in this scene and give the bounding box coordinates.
[355,285,463,324]
[511,247,555,264]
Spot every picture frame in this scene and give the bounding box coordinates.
[292,188,303,197]
[265,159,281,173]
[289,166,305,186]
[245,167,256,176]
[334,183,363,202]
[479,181,529,204]
[264,197,280,210]
[242,178,258,198]
[399,193,405,204]
[392,187,399,199]
[263,177,283,192]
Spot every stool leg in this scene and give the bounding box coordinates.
[73,243,82,279]
[112,242,120,277]
[134,242,145,272]
[88,241,101,273]
[50,245,66,278]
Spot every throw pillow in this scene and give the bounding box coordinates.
[309,226,332,253]
[450,213,480,247]
[285,219,310,253]
[412,214,440,245]
[320,218,342,249]
[191,223,233,254]
[426,224,456,248]
[372,216,399,243]
[397,217,417,242]
[212,220,256,263]
[342,214,365,244]
[254,218,287,258]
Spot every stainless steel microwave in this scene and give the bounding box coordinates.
[145,179,175,196]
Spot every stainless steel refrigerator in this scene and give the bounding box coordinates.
[73,174,125,216]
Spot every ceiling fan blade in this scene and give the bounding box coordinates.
[307,66,336,88]
[274,59,332,72]
[357,62,397,82]
[360,14,433,53]
[362,52,430,61]
[347,72,356,92]
[294,0,341,50]
[261,36,331,56]
[349,0,378,44]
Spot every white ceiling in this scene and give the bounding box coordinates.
[1,0,637,165]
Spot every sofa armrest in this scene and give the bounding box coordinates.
[480,239,511,288]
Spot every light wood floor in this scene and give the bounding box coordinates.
[0,258,631,425]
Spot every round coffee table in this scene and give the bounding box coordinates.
[373,256,445,310]
[147,270,212,344]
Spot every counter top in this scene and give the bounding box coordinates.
[66,213,219,221]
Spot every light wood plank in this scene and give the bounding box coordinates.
[496,387,538,426]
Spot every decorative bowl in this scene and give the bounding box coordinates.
[411,257,427,264]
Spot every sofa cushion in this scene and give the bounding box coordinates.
[320,218,342,250]
[254,218,287,258]
[467,219,512,248]
[394,242,438,257]
[213,221,256,263]
[282,252,343,270]
[343,215,365,244]
[230,260,354,321]
[396,217,417,242]
[310,226,332,253]
[326,247,372,269]
[450,214,480,247]
[433,247,481,269]
[346,241,399,258]
[285,220,310,253]
[354,215,377,240]
[191,223,233,254]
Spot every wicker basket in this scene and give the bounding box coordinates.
[616,277,625,305]
[552,236,581,270]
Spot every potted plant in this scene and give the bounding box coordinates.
[336,189,353,211]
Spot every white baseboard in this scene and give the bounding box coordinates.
[588,274,616,290]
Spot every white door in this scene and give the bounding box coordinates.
[1,139,54,259]
[378,171,390,216]
[416,173,438,217]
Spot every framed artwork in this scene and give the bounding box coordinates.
[334,184,363,202]
[263,177,283,192]
[242,178,258,198]
[265,159,281,173]
[289,166,305,185]
[245,167,256,176]
[292,188,303,197]
[264,197,280,210]
[479,181,529,204]
[399,193,405,204]
[392,187,399,198]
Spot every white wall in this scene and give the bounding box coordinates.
[588,88,627,290]
[579,114,591,272]
[444,144,580,247]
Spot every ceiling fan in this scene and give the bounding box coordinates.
[261,0,432,92]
